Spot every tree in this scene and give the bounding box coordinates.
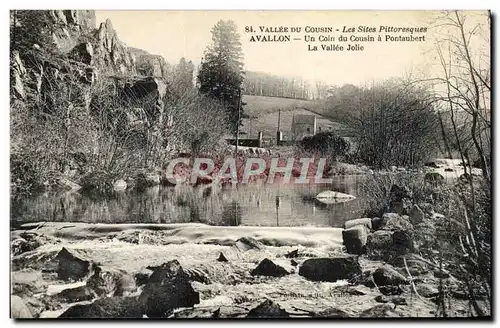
[430,10,491,316]
[327,80,440,168]
[197,20,244,134]
[432,10,491,180]
[172,57,194,97]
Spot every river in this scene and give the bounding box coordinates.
[11,176,367,228]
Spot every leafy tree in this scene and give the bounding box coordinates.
[197,20,245,134]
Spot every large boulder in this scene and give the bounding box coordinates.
[380,213,413,232]
[87,265,136,297]
[372,265,408,286]
[392,230,414,254]
[344,218,372,230]
[371,217,384,231]
[59,297,142,318]
[56,285,94,303]
[54,247,91,281]
[342,224,368,255]
[11,295,33,318]
[375,295,390,303]
[299,256,361,282]
[246,300,289,318]
[416,284,439,298]
[366,230,393,258]
[138,260,200,318]
[11,232,43,256]
[251,258,290,277]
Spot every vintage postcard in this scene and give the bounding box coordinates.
[10,10,491,319]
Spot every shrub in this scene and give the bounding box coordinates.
[80,170,118,196]
[299,132,349,161]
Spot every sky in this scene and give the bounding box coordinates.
[94,10,486,87]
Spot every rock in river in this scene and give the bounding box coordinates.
[251,258,290,277]
[54,247,91,281]
[217,252,229,262]
[87,265,136,297]
[234,236,263,252]
[59,297,143,318]
[56,285,94,303]
[315,190,356,204]
[344,218,372,230]
[138,260,200,318]
[343,224,368,255]
[246,300,289,318]
[299,255,361,282]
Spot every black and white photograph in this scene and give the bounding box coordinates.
[9,9,492,319]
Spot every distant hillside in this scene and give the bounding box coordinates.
[241,95,344,138]
[243,95,315,116]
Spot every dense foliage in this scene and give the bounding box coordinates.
[299,132,349,161]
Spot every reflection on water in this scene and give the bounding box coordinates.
[11,176,366,228]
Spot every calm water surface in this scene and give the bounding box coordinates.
[11,176,367,228]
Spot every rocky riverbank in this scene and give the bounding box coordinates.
[11,219,475,319]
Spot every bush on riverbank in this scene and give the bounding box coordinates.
[298,132,349,162]
[361,172,491,316]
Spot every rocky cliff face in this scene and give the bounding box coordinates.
[11,9,170,115]
[44,10,168,78]
[129,48,171,78]
[92,18,137,75]
[48,10,96,52]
